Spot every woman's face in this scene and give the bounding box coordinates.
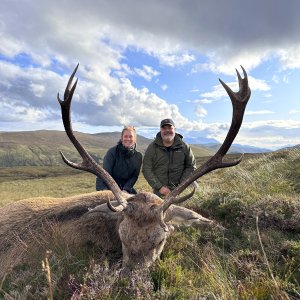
[121,130,135,148]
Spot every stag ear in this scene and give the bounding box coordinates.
[88,201,122,215]
[164,205,213,226]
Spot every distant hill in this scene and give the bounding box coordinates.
[0,130,151,149]
[279,144,300,152]
[0,130,213,167]
[183,136,219,145]
[199,142,271,154]
[0,130,151,167]
[182,130,271,153]
[0,130,274,167]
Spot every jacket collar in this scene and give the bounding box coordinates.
[117,141,136,157]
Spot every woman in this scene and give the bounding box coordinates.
[96,126,142,194]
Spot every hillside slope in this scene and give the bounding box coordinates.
[0,130,214,167]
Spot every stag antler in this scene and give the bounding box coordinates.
[57,64,128,207]
[160,66,251,212]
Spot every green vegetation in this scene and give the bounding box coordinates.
[1,148,300,299]
[0,143,107,167]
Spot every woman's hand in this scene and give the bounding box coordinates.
[159,186,171,196]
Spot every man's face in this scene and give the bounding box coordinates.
[160,124,175,143]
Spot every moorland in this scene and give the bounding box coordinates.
[0,142,299,299]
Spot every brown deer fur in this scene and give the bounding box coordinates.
[0,190,211,279]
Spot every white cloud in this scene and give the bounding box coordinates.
[115,64,160,81]
[198,74,271,104]
[200,84,226,99]
[1,0,300,73]
[278,46,300,70]
[248,76,271,92]
[157,52,195,67]
[237,120,300,149]
[1,0,300,150]
[195,105,207,117]
[133,65,160,81]
[271,73,290,85]
[272,75,280,84]
[0,59,191,129]
[264,93,272,98]
[192,50,270,75]
[79,77,193,127]
[30,83,46,98]
[0,34,23,57]
[195,98,213,104]
[184,119,300,150]
[0,100,55,123]
[115,63,133,78]
[245,119,300,130]
[161,84,168,91]
[245,110,275,116]
[289,109,300,114]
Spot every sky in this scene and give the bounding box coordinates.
[1,0,300,150]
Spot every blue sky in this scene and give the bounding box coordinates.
[1,0,300,150]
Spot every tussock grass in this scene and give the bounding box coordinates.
[0,167,151,207]
[1,149,300,299]
[0,172,95,207]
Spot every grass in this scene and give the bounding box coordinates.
[0,167,94,206]
[1,149,300,299]
[0,166,151,207]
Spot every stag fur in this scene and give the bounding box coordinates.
[0,190,212,279]
[0,191,113,279]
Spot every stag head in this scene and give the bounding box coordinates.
[57,64,251,269]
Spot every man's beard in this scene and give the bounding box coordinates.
[162,133,175,143]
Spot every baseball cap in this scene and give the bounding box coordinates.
[160,118,175,127]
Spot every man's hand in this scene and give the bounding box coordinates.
[159,186,171,196]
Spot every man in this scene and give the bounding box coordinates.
[142,118,196,197]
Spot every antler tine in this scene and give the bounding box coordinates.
[165,186,196,206]
[160,66,251,213]
[64,63,79,102]
[57,64,127,207]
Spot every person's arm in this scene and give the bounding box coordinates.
[180,144,196,182]
[142,144,163,191]
[96,148,116,191]
[123,152,143,192]
[103,148,115,174]
[96,176,108,191]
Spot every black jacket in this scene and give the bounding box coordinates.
[96,142,143,193]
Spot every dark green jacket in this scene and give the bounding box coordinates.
[96,142,142,194]
[142,133,196,195]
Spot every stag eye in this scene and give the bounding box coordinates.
[150,204,157,210]
[124,203,135,215]
[158,239,165,246]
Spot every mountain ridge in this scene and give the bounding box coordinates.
[0,130,272,167]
